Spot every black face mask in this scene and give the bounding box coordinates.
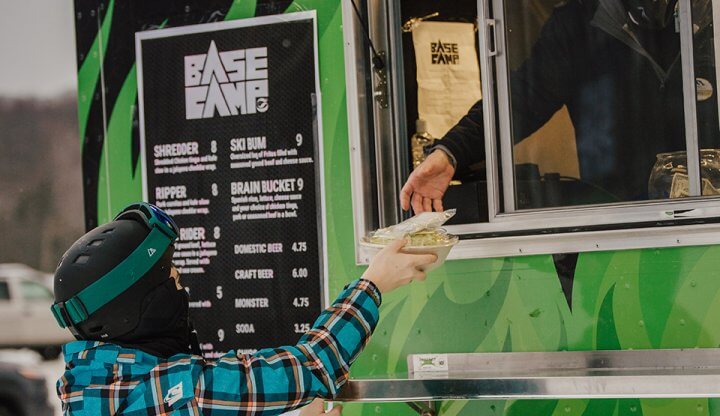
[623,0,678,30]
[114,279,201,359]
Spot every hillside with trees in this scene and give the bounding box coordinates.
[0,95,84,272]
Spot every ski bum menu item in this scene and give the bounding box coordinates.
[136,12,327,357]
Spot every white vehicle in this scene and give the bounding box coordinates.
[0,264,73,359]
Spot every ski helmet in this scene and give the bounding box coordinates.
[51,202,178,340]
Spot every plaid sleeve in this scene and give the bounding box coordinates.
[197,278,381,415]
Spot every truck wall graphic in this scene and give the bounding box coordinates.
[74,0,720,414]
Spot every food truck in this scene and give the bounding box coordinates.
[72,0,720,414]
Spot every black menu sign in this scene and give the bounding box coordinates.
[136,12,326,357]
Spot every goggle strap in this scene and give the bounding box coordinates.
[50,297,88,328]
[50,227,173,328]
[116,203,178,240]
[50,303,69,328]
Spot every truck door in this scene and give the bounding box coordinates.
[0,279,24,346]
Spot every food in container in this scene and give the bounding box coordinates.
[360,210,459,271]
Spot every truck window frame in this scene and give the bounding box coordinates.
[343,0,720,262]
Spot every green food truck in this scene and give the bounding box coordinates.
[72,0,720,414]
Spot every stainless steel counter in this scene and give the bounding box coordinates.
[336,349,720,406]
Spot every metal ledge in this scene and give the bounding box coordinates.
[337,349,720,406]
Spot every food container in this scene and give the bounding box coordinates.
[360,229,459,272]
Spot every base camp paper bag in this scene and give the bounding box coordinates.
[412,21,482,138]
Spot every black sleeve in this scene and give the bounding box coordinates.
[440,2,582,175]
[439,99,486,177]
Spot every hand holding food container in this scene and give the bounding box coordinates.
[361,239,437,293]
[361,210,459,279]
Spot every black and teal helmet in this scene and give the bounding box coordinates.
[51,202,179,340]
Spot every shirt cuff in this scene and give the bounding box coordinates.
[430,144,458,169]
[349,279,382,307]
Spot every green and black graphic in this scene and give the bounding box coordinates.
[74,0,720,414]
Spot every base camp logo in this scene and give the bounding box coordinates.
[184,41,269,120]
[430,40,459,65]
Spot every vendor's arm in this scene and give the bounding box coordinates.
[432,2,581,176]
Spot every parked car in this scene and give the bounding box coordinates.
[0,360,54,416]
[0,263,53,288]
[0,265,73,360]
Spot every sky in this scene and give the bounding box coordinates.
[0,0,77,98]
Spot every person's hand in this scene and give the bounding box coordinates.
[400,150,455,214]
[362,239,437,293]
[299,399,342,416]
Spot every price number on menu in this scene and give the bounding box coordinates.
[294,323,310,334]
[293,297,310,308]
[292,268,309,278]
[292,241,307,252]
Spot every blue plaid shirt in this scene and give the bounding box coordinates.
[57,279,381,415]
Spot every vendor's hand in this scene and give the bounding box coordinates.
[363,239,437,293]
[299,399,342,416]
[400,150,455,214]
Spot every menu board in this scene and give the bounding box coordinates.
[136,12,326,357]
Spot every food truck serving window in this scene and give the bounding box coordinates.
[344,0,720,260]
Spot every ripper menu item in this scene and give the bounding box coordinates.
[136,13,326,357]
